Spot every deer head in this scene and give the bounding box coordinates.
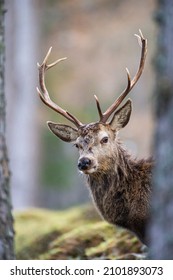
[37,30,147,174]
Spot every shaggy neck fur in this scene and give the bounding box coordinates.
[86,143,153,244]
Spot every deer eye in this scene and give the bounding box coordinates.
[100,136,108,144]
[74,143,79,149]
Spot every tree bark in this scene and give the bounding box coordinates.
[0,0,15,259]
[149,0,173,259]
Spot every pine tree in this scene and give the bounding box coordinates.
[0,0,15,259]
[149,0,173,259]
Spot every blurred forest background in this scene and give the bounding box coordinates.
[5,0,156,210]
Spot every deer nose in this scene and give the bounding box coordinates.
[78,157,92,171]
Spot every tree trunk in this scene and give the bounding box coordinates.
[0,0,15,259]
[149,0,173,259]
[5,0,39,208]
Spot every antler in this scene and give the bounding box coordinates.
[97,29,147,123]
[37,31,147,127]
[37,47,83,128]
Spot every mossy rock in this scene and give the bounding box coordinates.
[15,204,145,260]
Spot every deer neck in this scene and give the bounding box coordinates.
[85,144,133,225]
[87,144,133,189]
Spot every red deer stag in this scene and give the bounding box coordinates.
[37,30,152,244]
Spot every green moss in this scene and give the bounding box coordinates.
[15,204,145,260]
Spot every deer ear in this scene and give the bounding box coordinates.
[47,122,79,142]
[109,99,132,131]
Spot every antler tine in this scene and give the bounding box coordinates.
[37,47,83,128]
[100,30,147,123]
[94,95,103,120]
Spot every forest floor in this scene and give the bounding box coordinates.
[15,204,146,260]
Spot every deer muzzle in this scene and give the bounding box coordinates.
[78,157,92,171]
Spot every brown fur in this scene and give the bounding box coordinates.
[47,103,153,244]
[88,146,152,244]
[76,123,153,244]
